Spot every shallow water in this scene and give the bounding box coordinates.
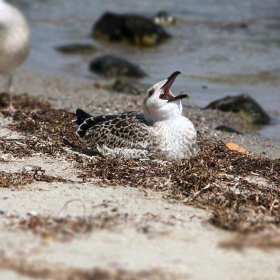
[10,0,280,142]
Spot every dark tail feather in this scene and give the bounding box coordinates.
[73,109,95,138]
[73,109,118,138]
[73,109,93,125]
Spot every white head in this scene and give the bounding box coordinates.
[143,71,188,123]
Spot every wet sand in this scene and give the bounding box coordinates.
[0,69,280,279]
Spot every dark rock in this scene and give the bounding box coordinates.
[122,14,171,46]
[204,94,270,125]
[55,43,96,55]
[92,12,124,42]
[225,22,249,31]
[89,55,147,78]
[215,125,243,135]
[111,79,141,95]
[153,11,176,26]
[92,12,171,47]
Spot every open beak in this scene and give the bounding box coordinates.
[160,71,188,102]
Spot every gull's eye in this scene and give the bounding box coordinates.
[148,89,154,96]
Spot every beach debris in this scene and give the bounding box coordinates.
[4,209,179,241]
[204,94,270,124]
[92,12,171,47]
[27,210,38,216]
[226,142,250,155]
[0,254,186,280]
[0,169,69,189]
[0,93,51,113]
[89,55,147,78]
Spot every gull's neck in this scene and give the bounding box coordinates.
[143,106,183,124]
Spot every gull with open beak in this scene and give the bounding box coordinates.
[73,71,198,160]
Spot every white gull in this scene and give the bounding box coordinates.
[0,0,30,111]
[73,71,198,160]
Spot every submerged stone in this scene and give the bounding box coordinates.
[55,43,96,55]
[204,94,270,125]
[92,12,171,47]
[215,125,243,135]
[111,79,141,95]
[89,55,147,78]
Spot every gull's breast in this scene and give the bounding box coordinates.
[151,117,198,160]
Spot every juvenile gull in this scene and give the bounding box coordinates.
[0,0,30,111]
[73,71,198,160]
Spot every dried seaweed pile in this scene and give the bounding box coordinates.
[0,167,70,189]
[9,108,78,156]
[0,255,185,280]
[0,93,51,111]
[77,140,280,234]
[220,227,280,249]
[1,94,280,236]
[6,212,127,241]
[0,137,70,159]
[1,93,77,159]
[0,170,34,188]
[5,210,178,242]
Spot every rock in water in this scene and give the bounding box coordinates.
[73,71,198,160]
[111,79,141,95]
[55,43,96,55]
[204,94,270,125]
[92,12,171,47]
[89,55,147,78]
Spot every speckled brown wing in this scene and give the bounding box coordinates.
[82,111,151,150]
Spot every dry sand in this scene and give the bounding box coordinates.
[0,69,280,280]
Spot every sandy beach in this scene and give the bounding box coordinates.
[0,68,280,280]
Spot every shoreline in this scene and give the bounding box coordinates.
[7,67,280,158]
